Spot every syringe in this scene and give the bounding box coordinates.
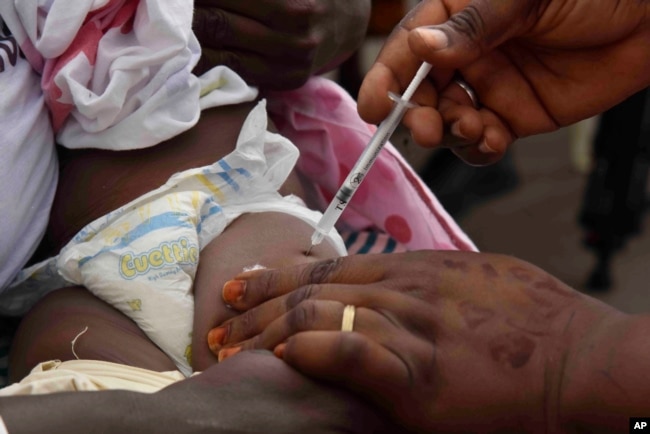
[306,62,433,255]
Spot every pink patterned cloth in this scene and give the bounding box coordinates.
[268,78,477,252]
[1,0,475,256]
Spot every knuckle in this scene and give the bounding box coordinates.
[254,269,283,302]
[236,309,257,336]
[303,257,343,285]
[294,33,321,53]
[191,7,208,33]
[333,332,369,367]
[283,0,319,17]
[245,334,262,350]
[285,284,318,310]
[194,9,232,47]
[287,300,319,331]
[448,5,486,42]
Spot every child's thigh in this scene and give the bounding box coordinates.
[9,287,177,382]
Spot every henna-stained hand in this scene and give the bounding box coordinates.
[357,0,650,165]
[207,251,647,433]
[192,0,371,89]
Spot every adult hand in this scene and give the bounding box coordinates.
[192,0,371,89]
[208,251,650,433]
[358,0,650,165]
[0,351,395,433]
[157,351,396,433]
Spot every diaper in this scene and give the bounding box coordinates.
[4,101,346,376]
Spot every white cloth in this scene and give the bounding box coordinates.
[0,16,58,292]
[0,360,186,395]
[0,1,258,291]
[0,0,258,151]
[4,101,347,376]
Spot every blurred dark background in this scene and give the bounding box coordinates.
[331,0,650,314]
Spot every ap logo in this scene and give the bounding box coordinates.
[631,418,650,432]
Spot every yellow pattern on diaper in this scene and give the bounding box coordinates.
[196,175,225,201]
[127,299,142,311]
[189,191,201,226]
[136,203,153,224]
[101,221,132,245]
[165,194,183,213]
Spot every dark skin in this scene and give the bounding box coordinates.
[192,0,371,89]
[11,101,332,376]
[357,0,650,166]
[209,251,650,433]
[6,102,397,432]
[2,351,393,434]
[2,3,381,430]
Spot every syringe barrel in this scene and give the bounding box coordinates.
[311,95,412,245]
[345,101,410,181]
[308,62,433,249]
[315,189,350,233]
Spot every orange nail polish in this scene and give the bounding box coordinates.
[273,343,286,359]
[218,346,241,362]
[223,280,246,304]
[207,326,227,352]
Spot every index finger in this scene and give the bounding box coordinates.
[223,254,396,309]
[358,1,453,124]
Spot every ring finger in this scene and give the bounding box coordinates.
[210,282,429,355]
[216,300,418,363]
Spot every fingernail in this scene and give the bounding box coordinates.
[207,326,228,352]
[273,343,286,359]
[415,27,448,50]
[478,139,498,154]
[218,346,241,362]
[223,280,246,304]
[450,122,467,140]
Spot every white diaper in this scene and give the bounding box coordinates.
[4,101,346,376]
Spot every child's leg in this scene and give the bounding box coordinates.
[191,212,342,371]
[9,287,177,383]
[10,211,341,380]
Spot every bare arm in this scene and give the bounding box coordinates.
[1,351,397,433]
[560,313,650,432]
[208,251,650,433]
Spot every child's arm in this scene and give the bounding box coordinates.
[191,212,341,370]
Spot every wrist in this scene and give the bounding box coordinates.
[0,390,150,433]
[560,310,649,433]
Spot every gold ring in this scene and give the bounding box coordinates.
[341,305,356,332]
[454,77,480,109]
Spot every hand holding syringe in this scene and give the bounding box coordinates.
[306,62,433,255]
